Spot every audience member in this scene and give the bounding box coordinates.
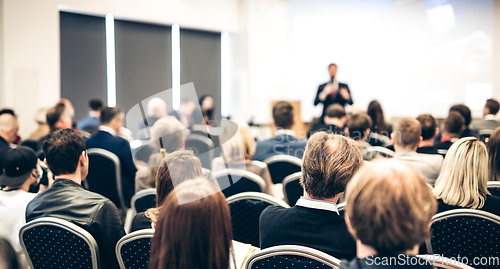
[488,127,500,181]
[77,99,104,134]
[449,104,478,138]
[149,178,234,269]
[367,100,392,135]
[253,101,307,161]
[170,98,196,127]
[346,113,372,151]
[341,160,436,269]
[308,104,347,138]
[0,237,20,269]
[470,98,500,131]
[260,132,362,259]
[146,97,168,126]
[199,94,215,122]
[314,63,353,121]
[391,118,443,185]
[433,137,500,215]
[29,108,50,140]
[0,147,39,252]
[0,113,18,169]
[36,103,72,151]
[86,106,137,207]
[436,111,465,153]
[131,150,203,231]
[415,114,439,154]
[0,109,16,116]
[26,129,125,269]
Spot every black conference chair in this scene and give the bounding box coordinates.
[131,189,157,214]
[425,209,500,269]
[19,217,100,269]
[213,169,266,198]
[116,229,154,269]
[245,245,341,269]
[487,181,500,198]
[363,146,395,161]
[479,129,494,144]
[86,148,128,210]
[282,172,303,206]
[263,155,302,184]
[227,192,289,247]
[185,133,214,169]
[20,139,39,152]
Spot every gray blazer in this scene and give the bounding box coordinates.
[393,150,443,185]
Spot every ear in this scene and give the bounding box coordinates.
[80,151,87,166]
[434,128,439,138]
[345,127,349,136]
[365,128,371,138]
[44,159,49,168]
[391,133,396,144]
[323,115,328,123]
[345,214,357,238]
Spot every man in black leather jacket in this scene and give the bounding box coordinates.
[26,129,125,269]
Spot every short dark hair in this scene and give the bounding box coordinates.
[0,109,16,117]
[347,113,372,140]
[46,103,65,129]
[444,111,465,135]
[42,129,86,176]
[100,106,123,125]
[449,104,472,126]
[328,63,337,69]
[393,118,421,148]
[416,114,436,141]
[272,101,294,129]
[485,99,500,115]
[325,104,346,119]
[89,99,104,111]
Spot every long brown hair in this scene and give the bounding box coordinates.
[488,127,500,181]
[145,150,203,226]
[149,178,234,269]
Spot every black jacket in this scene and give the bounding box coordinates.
[26,179,125,269]
[0,136,11,173]
[314,82,353,118]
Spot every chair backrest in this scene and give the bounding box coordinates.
[487,181,500,198]
[369,132,393,147]
[416,255,474,269]
[227,192,289,247]
[131,189,157,214]
[263,155,302,184]
[245,245,341,269]
[213,169,267,198]
[185,133,214,169]
[363,146,395,161]
[19,217,100,269]
[86,148,127,210]
[282,171,303,206]
[426,209,500,269]
[116,229,154,269]
[337,202,346,217]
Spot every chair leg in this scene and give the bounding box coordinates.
[124,209,136,234]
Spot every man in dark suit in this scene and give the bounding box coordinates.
[259,132,362,260]
[252,101,307,161]
[86,106,137,207]
[308,104,347,138]
[314,63,353,120]
[77,99,104,135]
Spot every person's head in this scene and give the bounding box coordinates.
[0,113,19,143]
[345,160,437,256]
[58,98,75,119]
[367,100,389,133]
[0,237,19,269]
[272,101,295,130]
[449,104,472,127]
[100,106,124,133]
[323,104,347,127]
[180,99,196,116]
[488,127,500,181]
[42,129,88,180]
[484,98,500,116]
[391,118,422,151]
[147,98,167,118]
[46,103,72,130]
[433,137,490,209]
[150,116,185,152]
[442,111,465,137]
[0,146,40,191]
[220,120,255,162]
[328,63,337,78]
[149,178,233,269]
[300,132,362,200]
[89,99,104,113]
[416,114,438,142]
[34,108,48,126]
[346,113,372,141]
[199,95,214,111]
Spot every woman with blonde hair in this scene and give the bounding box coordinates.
[433,137,500,215]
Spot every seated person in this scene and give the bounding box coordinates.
[77,99,104,134]
[436,111,465,154]
[391,118,443,185]
[29,108,50,140]
[449,104,478,138]
[341,160,437,269]
[433,137,500,216]
[470,98,500,131]
[415,114,439,155]
[86,106,137,207]
[0,146,39,253]
[36,103,73,151]
[253,101,307,161]
[308,104,347,138]
[259,132,362,259]
[346,113,372,152]
[26,129,125,269]
[367,100,392,136]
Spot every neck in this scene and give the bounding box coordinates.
[356,240,419,258]
[304,192,342,203]
[394,144,417,153]
[419,139,434,148]
[54,173,82,185]
[443,132,460,139]
[89,111,99,118]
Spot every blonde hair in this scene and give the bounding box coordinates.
[346,160,437,254]
[150,116,184,152]
[219,120,255,162]
[433,137,490,209]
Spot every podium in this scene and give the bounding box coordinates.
[270,101,307,138]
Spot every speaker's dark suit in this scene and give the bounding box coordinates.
[314,82,353,118]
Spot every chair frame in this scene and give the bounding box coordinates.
[185,133,215,168]
[124,188,157,233]
[87,148,127,210]
[227,191,290,208]
[115,229,154,269]
[487,181,500,190]
[426,209,500,254]
[363,146,395,159]
[213,169,267,194]
[337,202,346,213]
[282,171,302,206]
[369,132,393,147]
[244,245,341,269]
[19,217,100,269]
[263,155,302,184]
[416,255,474,269]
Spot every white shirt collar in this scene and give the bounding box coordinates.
[484,114,496,120]
[295,196,339,215]
[275,129,296,137]
[99,126,117,136]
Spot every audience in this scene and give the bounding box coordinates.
[433,137,500,215]
[341,160,437,269]
[449,104,478,138]
[471,98,500,131]
[436,111,464,153]
[415,114,439,155]
[259,132,362,259]
[367,100,392,135]
[0,237,20,269]
[391,118,443,185]
[29,108,50,140]
[308,104,347,138]
[252,101,307,161]
[170,98,196,127]
[0,113,18,169]
[149,178,234,269]
[488,127,500,181]
[26,129,125,269]
[0,147,39,253]
[77,99,104,134]
[346,113,372,151]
